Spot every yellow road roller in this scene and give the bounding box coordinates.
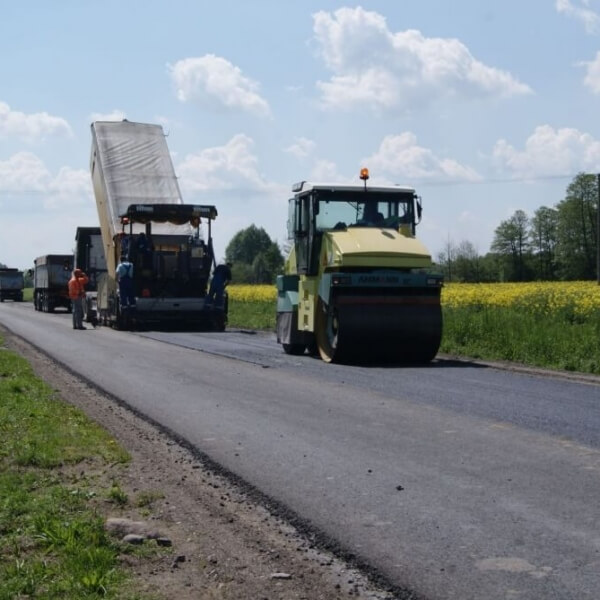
[276,168,443,363]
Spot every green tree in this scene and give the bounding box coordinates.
[225,224,284,284]
[435,237,456,282]
[453,240,482,282]
[555,173,598,280]
[491,210,531,281]
[529,206,559,280]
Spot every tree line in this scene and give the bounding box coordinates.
[436,172,599,282]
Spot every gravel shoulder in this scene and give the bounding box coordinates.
[3,327,399,600]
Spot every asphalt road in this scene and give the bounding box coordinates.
[2,301,599,600]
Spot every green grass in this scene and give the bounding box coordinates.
[228,299,275,330]
[22,287,33,302]
[0,334,162,600]
[441,306,600,374]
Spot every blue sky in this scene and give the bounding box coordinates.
[2,0,600,269]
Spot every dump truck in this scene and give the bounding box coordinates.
[0,268,24,302]
[90,120,224,330]
[74,226,107,324]
[32,254,73,312]
[276,168,443,363]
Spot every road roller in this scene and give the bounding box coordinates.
[276,168,443,363]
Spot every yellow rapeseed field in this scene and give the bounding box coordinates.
[442,281,600,317]
[229,281,600,317]
[228,284,277,303]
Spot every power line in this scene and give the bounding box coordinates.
[412,172,582,188]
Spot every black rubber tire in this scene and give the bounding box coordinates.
[213,314,226,332]
[315,298,339,363]
[306,338,319,356]
[282,343,305,355]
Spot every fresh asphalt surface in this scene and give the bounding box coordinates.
[2,302,599,600]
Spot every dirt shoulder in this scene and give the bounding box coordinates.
[3,327,400,600]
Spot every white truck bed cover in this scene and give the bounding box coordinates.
[90,121,188,237]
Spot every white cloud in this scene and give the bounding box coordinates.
[492,124,600,177]
[581,50,600,93]
[0,152,91,207]
[169,55,271,117]
[363,133,481,182]
[89,110,127,122]
[46,167,93,208]
[556,0,600,34]
[176,134,279,193]
[0,152,95,268]
[309,159,346,182]
[0,152,50,192]
[284,137,316,158]
[312,7,532,112]
[0,101,72,141]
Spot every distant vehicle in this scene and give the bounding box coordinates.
[90,120,224,330]
[0,268,24,302]
[33,255,72,313]
[74,226,107,324]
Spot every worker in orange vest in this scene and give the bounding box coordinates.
[68,268,89,330]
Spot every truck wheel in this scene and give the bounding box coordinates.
[213,313,226,332]
[115,304,124,330]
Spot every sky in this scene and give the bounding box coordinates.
[3,0,600,269]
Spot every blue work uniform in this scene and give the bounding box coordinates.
[116,260,135,308]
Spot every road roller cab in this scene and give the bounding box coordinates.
[276,169,443,363]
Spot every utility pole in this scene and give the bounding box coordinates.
[597,173,600,284]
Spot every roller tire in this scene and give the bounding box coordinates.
[306,337,319,356]
[315,298,341,363]
[282,343,305,356]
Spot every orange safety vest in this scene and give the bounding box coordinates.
[68,274,89,300]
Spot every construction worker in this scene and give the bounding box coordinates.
[68,268,89,330]
[206,262,232,308]
[116,254,135,309]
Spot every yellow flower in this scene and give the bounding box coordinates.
[228,284,277,302]
[442,281,600,317]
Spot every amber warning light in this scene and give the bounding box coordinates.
[360,167,370,181]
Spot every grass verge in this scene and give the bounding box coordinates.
[441,306,600,374]
[228,299,274,330]
[0,334,159,599]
